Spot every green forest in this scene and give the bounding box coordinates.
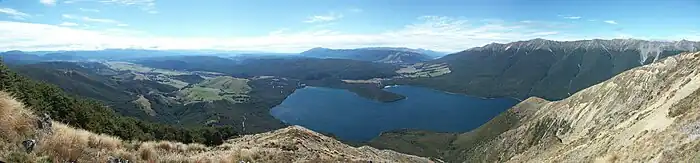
[0,59,238,145]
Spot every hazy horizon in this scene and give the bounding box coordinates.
[0,0,698,52]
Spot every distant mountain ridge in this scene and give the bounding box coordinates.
[398,38,700,100]
[300,47,435,64]
[358,47,447,58]
[0,49,295,64]
[372,51,700,162]
[0,50,44,64]
[469,38,700,64]
[3,47,441,65]
[0,49,180,63]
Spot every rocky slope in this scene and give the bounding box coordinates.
[499,50,700,162]
[0,91,430,162]
[401,39,700,100]
[373,51,700,162]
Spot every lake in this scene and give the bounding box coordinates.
[270,85,520,141]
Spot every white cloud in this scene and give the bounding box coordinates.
[99,0,157,13]
[304,12,343,23]
[268,28,289,36]
[40,0,57,6]
[83,17,119,24]
[59,22,80,26]
[349,8,363,13]
[63,0,156,13]
[563,16,582,20]
[0,8,31,20]
[604,20,618,25]
[62,14,122,25]
[0,16,574,52]
[117,23,129,27]
[526,31,560,37]
[61,14,77,19]
[79,8,100,12]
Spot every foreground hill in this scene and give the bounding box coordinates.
[0,92,429,162]
[372,51,700,162]
[300,47,433,64]
[399,39,700,100]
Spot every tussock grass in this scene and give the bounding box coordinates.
[0,91,215,162]
[0,91,426,163]
[594,153,620,163]
[0,92,37,142]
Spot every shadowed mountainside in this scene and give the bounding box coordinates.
[397,39,700,100]
[371,51,700,162]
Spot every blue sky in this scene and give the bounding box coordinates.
[0,0,698,52]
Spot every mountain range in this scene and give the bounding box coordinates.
[300,47,435,64]
[2,38,700,162]
[371,51,700,162]
[357,47,447,58]
[398,39,700,100]
[1,47,442,65]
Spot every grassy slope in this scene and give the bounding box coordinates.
[368,98,546,162]
[0,60,238,146]
[0,93,428,162]
[10,61,294,134]
[178,76,251,103]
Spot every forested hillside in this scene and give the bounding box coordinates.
[0,59,238,145]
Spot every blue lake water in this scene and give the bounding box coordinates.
[270,85,520,141]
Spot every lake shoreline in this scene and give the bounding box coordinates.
[270,85,520,142]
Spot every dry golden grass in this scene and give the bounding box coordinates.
[0,92,37,142]
[0,91,427,163]
[594,153,620,163]
[0,92,39,162]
